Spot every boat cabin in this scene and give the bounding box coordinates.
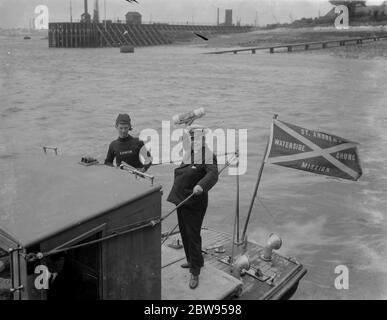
[0,154,162,300]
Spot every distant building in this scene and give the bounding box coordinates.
[327,1,387,18]
[225,9,233,26]
[126,12,142,25]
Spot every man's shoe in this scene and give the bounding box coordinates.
[189,275,199,289]
[180,262,191,268]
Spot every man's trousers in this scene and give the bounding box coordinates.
[177,204,207,276]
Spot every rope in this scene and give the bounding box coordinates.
[161,223,179,245]
[22,218,159,262]
[257,198,278,222]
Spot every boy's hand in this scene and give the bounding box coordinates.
[141,163,152,172]
[193,185,203,195]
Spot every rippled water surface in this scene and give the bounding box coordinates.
[1,36,386,299]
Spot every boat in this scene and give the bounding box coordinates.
[0,150,306,300]
[23,36,31,40]
[0,113,363,300]
[120,45,135,53]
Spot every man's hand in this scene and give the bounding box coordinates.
[193,185,203,195]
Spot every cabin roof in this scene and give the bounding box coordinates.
[0,155,161,248]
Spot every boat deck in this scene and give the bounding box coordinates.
[161,227,306,300]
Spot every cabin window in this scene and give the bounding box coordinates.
[0,249,12,300]
[46,232,102,300]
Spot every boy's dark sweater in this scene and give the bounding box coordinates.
[104,135,145,168]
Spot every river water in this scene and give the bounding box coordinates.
[1,36,386,299]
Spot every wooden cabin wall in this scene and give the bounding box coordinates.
[37,190,161,300]
[102,195,161,300]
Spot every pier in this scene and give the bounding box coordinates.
[48,22,252,48]
[207,34,387,54]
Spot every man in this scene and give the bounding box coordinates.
[104,113,151,171]
[167,126,218,289]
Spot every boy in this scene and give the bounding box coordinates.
[104,113,151,171]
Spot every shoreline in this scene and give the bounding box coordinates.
[197,26,387,59]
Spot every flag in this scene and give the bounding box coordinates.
[264,119,362,181]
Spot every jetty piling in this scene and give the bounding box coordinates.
[48,22,252,48]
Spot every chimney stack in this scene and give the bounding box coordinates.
[93,0,100,23]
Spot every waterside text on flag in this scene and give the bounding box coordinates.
[264,119,362,181]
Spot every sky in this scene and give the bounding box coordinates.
[0,0,384,29]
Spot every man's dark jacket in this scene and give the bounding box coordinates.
[167,155,218,209]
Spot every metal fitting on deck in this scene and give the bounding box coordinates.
[231,254,250,279]
[261,233,282,262]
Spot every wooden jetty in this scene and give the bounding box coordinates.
[207,34,387,54]
[48,22,252,48]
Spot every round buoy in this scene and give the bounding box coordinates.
[120,45,134,53]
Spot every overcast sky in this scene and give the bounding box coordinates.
[0,0,383,28]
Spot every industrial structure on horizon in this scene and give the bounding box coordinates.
[48,0,251,48]
[327,0,387,18]
[266,0,387,29]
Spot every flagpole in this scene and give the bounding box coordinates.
[235,158,240,243]
[241,114,277,242]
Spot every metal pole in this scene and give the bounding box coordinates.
[241,114,277,242]
[235,155,240,243]
[230,154,240,272]
[160,193,195,222]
